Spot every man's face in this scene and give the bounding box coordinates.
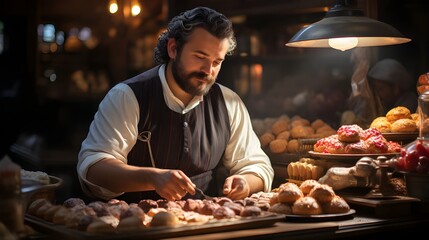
[171,28,230,96]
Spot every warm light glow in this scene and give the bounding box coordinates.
[328,37,358,51]
[131,4,141,16]
[109,0,118,14]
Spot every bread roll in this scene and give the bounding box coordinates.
[308,184,335,203]
[292,197,322,215]
[150,211,179,227]
[277,183,303,204]
[386,106,411,123]
[370,117,391,133]
[271,119,289,136]
[391,118,417,132]
[260,132,275,148]
[269,139,288,153]
[321,195,350,214]
[299,179,321,195]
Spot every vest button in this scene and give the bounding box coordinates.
[184,147,189,153]
[183,122,188,128]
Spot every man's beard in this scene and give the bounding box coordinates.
[171,58,216,96]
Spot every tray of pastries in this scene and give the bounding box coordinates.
[24,195,285,239]
[269,180,355,222]
[311,124,401,161]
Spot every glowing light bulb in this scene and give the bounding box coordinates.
[109,1,118,14]
[328,37,358,51]
[131,4,141,16]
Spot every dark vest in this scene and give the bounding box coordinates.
[120,66,230,203]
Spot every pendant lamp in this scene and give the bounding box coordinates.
[286,0,411,51]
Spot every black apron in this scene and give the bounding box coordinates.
[120,66,231,203]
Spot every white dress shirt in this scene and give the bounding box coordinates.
[77,64,273,200]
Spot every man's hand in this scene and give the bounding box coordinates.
[222,175,250,200]
[223,174,265,200]
[153,169,196,201]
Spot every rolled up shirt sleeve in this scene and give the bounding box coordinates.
[77,83,140,200]
[220,85,274,192]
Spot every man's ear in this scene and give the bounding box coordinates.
[167,38,177,59]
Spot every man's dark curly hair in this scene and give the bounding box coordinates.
[154,7,237,64]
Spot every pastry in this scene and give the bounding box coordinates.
[337,124,363,142]
[269,139,288,153]
[299,179,321,195]
[277,183,304,204]
[386,106,411,123]
[313,135,345,154]
[259,132,275,148]
[287,139,300,153]
[292,197,322,215]
[271,119,289,136]
[212,206,236,219]
[116,215,146,232]
[268,203,292,214]
[308,184,335,203]
[311,119,326,131]
[370,117,392,133]
[321,195,350,214]
[150,211,179,227]
[240,206,262,217]
[391,118,417,132]
[365,135,389,153]
[344,140,368,154]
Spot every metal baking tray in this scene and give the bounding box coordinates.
[25,212,285,240]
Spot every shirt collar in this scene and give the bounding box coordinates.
[159,64,203,114]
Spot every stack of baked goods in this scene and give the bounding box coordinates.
[313,124,401,154]
[252,114,336,154]
[370,106,418,133]
[268,180,350,215]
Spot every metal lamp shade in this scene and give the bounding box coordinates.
[286,15,411,48]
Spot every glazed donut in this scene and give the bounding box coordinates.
[292,197,322,215]
[321,195,350,214]
[386,106,411,123]
[308,184,335,203]
[337,124,363,143]
[391,118,417,132]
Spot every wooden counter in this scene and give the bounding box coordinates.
[26,211,429,240]
[163,213,429,240]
